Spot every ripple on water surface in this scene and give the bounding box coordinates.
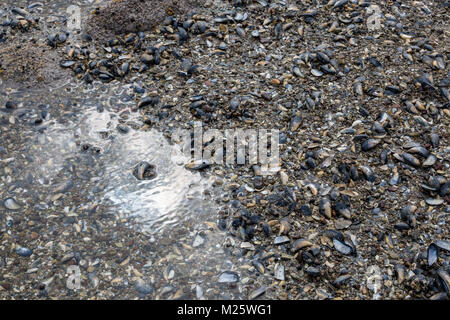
[30,105,213,233]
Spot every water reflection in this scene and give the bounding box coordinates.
[29,102,212,233]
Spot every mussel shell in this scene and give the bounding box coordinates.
[138,96,158,108]
[400,205,416,221]
[408,146,430,158]
[427,243,438,267]
[349,166,359,180]
[177,27,188,41]
[183,20,194,30]
[317,52,330,64]
[324,229,344,242]
[361,139,380,151]
[360,166,375,182]
[394,222,410,231]
[218,271,239,283]
[333,239,354,256]
[435,240,450,252]
[16,247,32,257]
[437,269,450,293]
[5,100,17,109]
[58,33,67,43]
[430,292,448,300]
[305,266,321,276]
[140,53,154,64]
[402,153,420,167]
[252,260,265,274]
[98,71,114,81]
[290,115,302,131]
[430,133,440,148]
[311,68,323,77]
[320,64,336,74]
[290,239,313,253]
[292,66,303,77]
[372,122,386,135]
[60,60,75,68]
[274,264,285,281]
[334,202,351,219]
[121,62,130,74]
[318,197,332,219]
[422,154,437,167]
[395,264,405,284]
[274,236,290,245]
[425,198,444,206]
[12,7,29,16]
[333,275,352,287]
[416,73,436,91]
[440,182,449,197]
[249,286,267,300]
[47,33,57,43]
[185,160,210,171]
[389,172,400,185]
[299,205,312,216]
[117,124,129,134]
[132,161,156,180]
[53,180,74,193]
[353,82,363,95]
[430,176,447,187]
[3,197,20,210]
[235,26,245,37]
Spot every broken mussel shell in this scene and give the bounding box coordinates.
[319,197,332,219]
[333,238,356,256]
[435,241,450,252]
[218,271,239,283]
[290,239,313,253]
[185,160,210,171]
[437,269,450,293]
[427,243,438,267]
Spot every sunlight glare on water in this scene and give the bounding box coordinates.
[33,106,212,233]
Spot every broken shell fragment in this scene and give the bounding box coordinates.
[218,272,239,283]
[290,239,313,253]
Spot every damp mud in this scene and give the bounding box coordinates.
[0,40,70,90]
[85,0,201,41]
